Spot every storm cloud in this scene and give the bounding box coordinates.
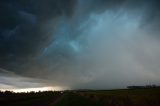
[0,0,160,90]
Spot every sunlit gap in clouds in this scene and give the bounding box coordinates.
[0,86,63,93]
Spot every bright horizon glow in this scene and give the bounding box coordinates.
[0,86,63,93]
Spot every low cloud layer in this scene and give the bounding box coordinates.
[0,0,160,90]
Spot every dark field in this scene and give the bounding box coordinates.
[1,88,160,106]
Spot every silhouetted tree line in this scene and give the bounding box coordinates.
[127,84,160,89]
[0,90,63,95]
[0,90,63,100]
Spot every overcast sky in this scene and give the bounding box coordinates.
[0,0,160,90]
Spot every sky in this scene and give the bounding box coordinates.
[0,0,160,91]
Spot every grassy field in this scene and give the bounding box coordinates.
[1,88,160,106]
[54,92,102,106]
[77,88,160,106]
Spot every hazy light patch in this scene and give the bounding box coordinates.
[89,10,141,37]
[69,41,81,53]
[0,86,63,92]
[63,9,160,88]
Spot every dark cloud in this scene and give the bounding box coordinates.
[0,0,160,90]
[0,0,77,72]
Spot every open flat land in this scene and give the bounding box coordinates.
[0,88,160,106]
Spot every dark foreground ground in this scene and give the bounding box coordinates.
[0,88,160,106]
